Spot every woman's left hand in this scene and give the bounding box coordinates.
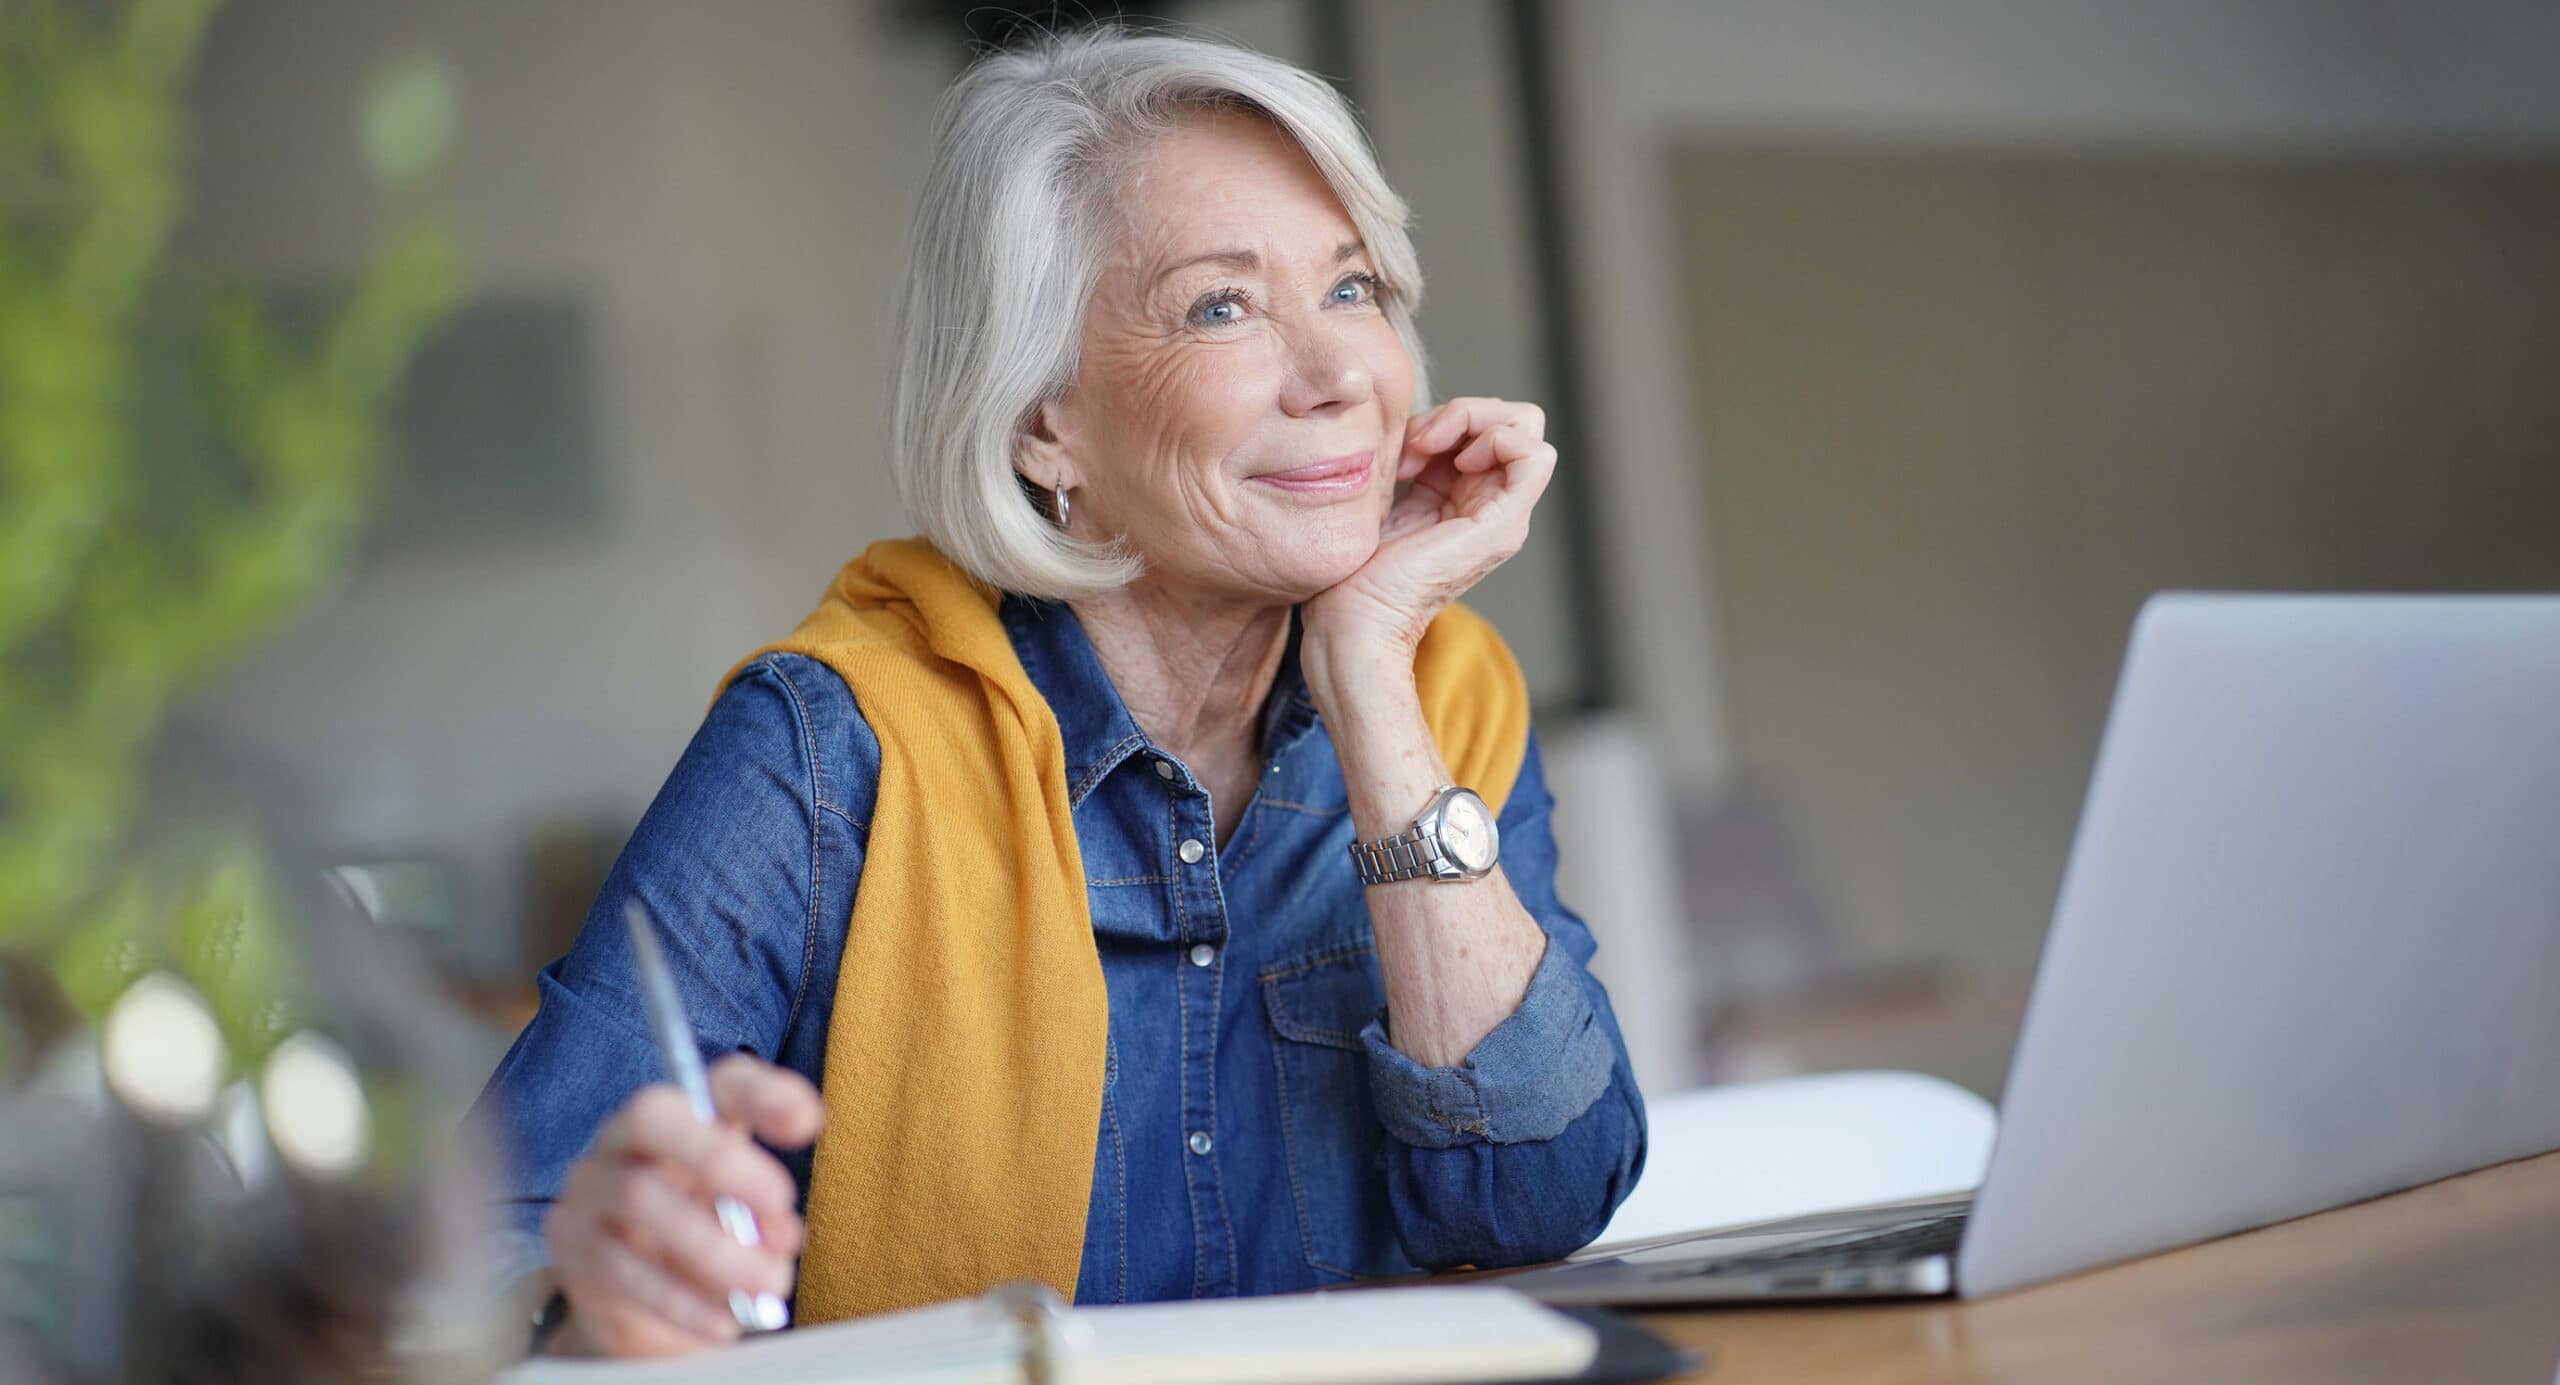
[1303,396,1558,664]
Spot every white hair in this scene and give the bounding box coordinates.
[890,28,1431,601]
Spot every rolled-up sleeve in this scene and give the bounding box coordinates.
[1360,940,1617,1147]
[1366,731,1650,1270]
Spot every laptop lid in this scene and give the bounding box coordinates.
[1957,594,2560,1297]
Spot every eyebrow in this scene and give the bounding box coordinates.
[1151,240,1369,287]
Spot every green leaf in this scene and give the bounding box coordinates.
[356,50,459,188]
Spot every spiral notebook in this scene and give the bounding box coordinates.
[499,1283,1691,1385]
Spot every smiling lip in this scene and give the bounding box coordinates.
[1251,450,1374,493]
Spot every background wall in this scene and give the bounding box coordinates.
[1674,143,2560,984]
[185,1,954,975]
[1551,0,2560,798]
[1545,1,2560,1089]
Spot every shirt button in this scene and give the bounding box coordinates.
[1189,943,1215,968]
[1178,838,1205,864]
[1187,1131,1213,1157]
[1154,759,1175,780]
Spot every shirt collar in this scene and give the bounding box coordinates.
[999,594,1322,807]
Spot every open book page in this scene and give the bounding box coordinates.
[1058,1286,1597,1385]
[496,1286,1596,1385]
[499,1298,1022,1385]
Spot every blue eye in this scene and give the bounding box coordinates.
[1190,289,1248,327]
[1332,273,1381,305]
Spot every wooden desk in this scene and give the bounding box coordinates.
[1633,1150,2560,1384]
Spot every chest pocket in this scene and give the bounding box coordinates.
[1260,941,1418,1282]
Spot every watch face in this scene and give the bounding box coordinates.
[1436,792,1498,873]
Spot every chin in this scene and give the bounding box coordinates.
[1260,518,1379,600]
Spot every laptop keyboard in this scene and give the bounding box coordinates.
[1660,1207,1970,1279]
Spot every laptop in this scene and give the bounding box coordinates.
[1513,593,2560,1305]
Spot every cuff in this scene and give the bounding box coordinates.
[1361,937,1617,1148]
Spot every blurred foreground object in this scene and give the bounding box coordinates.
[0,0,491,1377]
[2,871,517,1383]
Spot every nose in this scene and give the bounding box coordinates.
[1277,318,1373,418]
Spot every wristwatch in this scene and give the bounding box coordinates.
[1349,785,1501,885]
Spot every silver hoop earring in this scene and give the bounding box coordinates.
[1054,483,1071,529]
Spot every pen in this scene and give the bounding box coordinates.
[623,898,793,1334]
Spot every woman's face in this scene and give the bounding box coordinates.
[1028,107,1417,606]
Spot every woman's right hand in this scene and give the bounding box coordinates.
[541,1054,825,1357]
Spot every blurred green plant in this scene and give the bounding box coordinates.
[0,0,465,1074]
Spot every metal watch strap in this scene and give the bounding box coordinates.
[1350,825,1445,884]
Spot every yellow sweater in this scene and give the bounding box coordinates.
[725,538,1530,1322]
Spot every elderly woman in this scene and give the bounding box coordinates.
[476,29,1645,1357]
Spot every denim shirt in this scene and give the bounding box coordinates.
[472,595,1646,1306]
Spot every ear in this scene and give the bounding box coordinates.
[1013,397,1081,494]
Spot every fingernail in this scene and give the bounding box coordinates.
[749,1291,791,1330]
